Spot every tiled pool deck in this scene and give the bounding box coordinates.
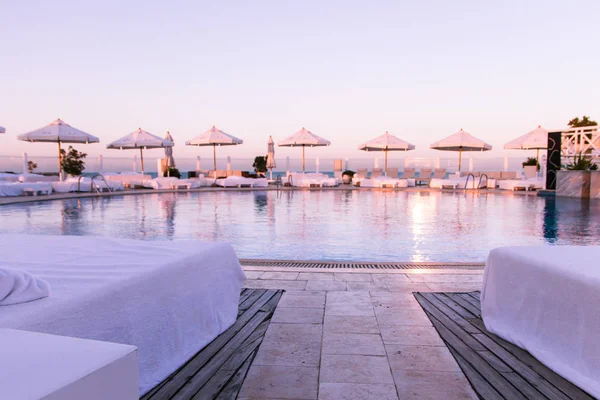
[238,266,483,399]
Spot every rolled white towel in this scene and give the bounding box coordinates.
[0,268,50,306]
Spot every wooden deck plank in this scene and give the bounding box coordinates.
[417,291,594,400]
[144,289,282,400]
[214,350,256,400]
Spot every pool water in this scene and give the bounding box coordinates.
[0,191,597,262]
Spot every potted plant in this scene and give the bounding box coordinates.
[342,170,355,184]
[522,157,539,176]
[253,156,267,177]
[60,146,87,178]
[557,153,597,198]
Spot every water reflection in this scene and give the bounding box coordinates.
[1,192,599,262]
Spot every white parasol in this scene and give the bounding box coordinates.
[164,131,175,177]
[358,131,415,175]
[18,118,99,181]
[186,126,243,179]
[266,136,276,180]
[504,125,548,163]
[278,127,330,173]
[430,129,492,172]
[107,128,173,176]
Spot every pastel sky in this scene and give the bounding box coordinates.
[1,0,598,163]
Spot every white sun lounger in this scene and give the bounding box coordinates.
[0,182,53,197]
[354,176,409,188]
[0,234,246,396]
[497,178,544,191]
[216,177,268,188]
[482,246,600,398]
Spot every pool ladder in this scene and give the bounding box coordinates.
[464,173,488,190]
[77,174,113,195]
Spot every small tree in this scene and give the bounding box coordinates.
[60,146,87,176]
[168,167,181,178]
[253,156,267,174]
[568,116,598,127]
[27,161,38,174]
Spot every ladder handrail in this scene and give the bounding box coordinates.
[288,174,293,188]
[464,173,475,190]
[91,174,113,195]
[478,173,488,190]
[76,175,86,193]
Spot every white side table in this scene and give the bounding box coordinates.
[0,329,138,400]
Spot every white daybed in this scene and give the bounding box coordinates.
[0,234,246,396]
[142,177,208,190]
[51,177,125,193]
[287,173,338,187]
[0,182,53,197]
[104,172,153,187]
[354,176,409,188]
[429,176,488,189]
[482,246,600,398]
[497,178,544,191]
[19,173,59,183]
[216,176,268,188]
[0,173,19,182]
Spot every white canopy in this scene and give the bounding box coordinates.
[358,131,415,175]
[18,118,99,180]
[430,129,491,172]
[504,125,548,163]
[107,128,173,176]
[278,128,330,173]
[186,126,243,179]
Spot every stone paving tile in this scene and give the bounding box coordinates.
[426,282,483,292]
[239,364,319,399]
[259,271,300,280]
[322,333,386,356]
[347,281,388,292]
[372,274,411,285]
[243,279,308,290]
[334,273,373,282]
[324,315,380,334]
[379,325,445,346]
[243,271,264,280]
[264,323,323,344]
[278,292,326,309]
[320,354,394,384]
[372,297,422,311]
[297,272,335,281]
[319,382,399,400]
[392,370,478,400]
[272,307,324,324]
[326,291,374,316]
[305,280,347,291]
[385,282,431,293]
[253,339,321,367]
[386,344,461,372]
[408,274,483,283]
[375,310,433,327]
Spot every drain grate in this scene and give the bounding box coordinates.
[239,259,484,270]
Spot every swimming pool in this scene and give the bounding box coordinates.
[0,190,597,262]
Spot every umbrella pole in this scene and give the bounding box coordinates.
[140,148,145,176]
[458,148,462,174]
[302,145,305,174]
[57,141,63,181]
[213,144,217,180]
[384,148,388,176]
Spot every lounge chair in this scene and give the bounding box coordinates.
[432,168,446,179]
[500,171,517,180]
[355,168,368,180]
[417,168,432,185]
[370,168,383,179]
[386,168,399,178]
[403,168,415,179]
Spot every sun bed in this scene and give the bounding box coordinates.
[354,176,409,188]
[0,182,53,197]
[141,177,207,190]
[429,176,487,189]
[287,173,338,187]
[481,246,600,398]
[104,172,153,188]
[355,168,368,180]
[0,234,246,396]
[497,178,544,191]
[417,168,432,185]
[216,176,268,188]
[51,177,125,193]
[0,173,19,182]
[19,173,59,183]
